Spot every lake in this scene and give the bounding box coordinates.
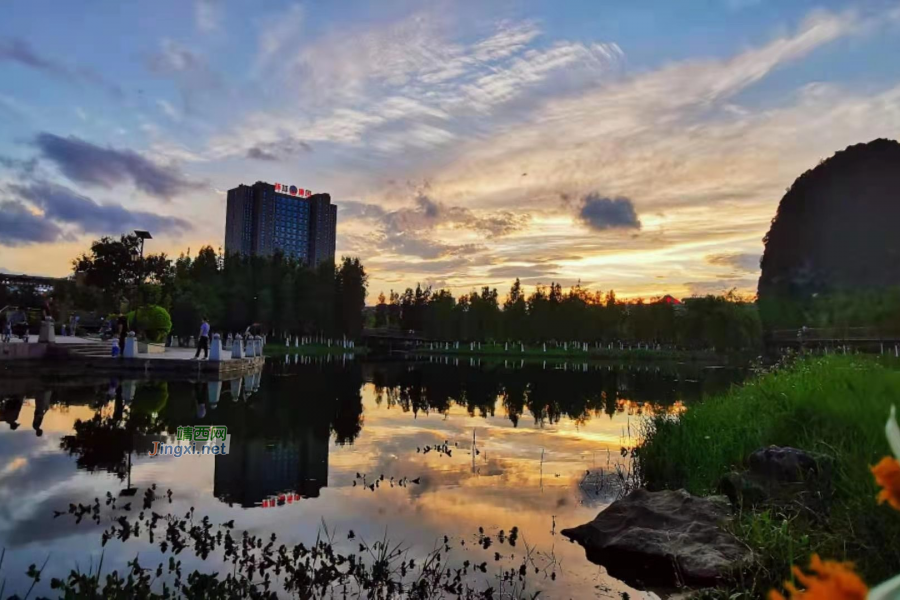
[0,358,745,598]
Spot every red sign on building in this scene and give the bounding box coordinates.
[274,182,312,197]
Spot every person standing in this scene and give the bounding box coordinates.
[42,297,54,321]
[33,390,51,437]
[1,396,24,430]
[194,317,210,360]
[117,313,128,356]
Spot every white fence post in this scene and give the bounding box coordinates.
[124,331,138,358]
[232,334,245,359]
[210,333,223,361]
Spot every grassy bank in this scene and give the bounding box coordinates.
[637,355,900,593]
[264,343,367,357]
[414,342,728,362]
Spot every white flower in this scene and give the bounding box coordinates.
[870,572,900,600]
[886,405,900,460]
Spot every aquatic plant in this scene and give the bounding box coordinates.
[8,486,557,599]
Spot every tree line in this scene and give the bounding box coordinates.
[374,280,762,350]
[52,234,368,339]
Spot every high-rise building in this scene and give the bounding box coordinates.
[224,181,337,266]
[214,429,330,509]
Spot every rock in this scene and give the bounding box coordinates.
[719,446,833,511]
[561,488,749,588]
[748,446,831,482]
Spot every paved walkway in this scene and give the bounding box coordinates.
[3,336,250,362]
[136,346,247,361]
[2,335,102,345]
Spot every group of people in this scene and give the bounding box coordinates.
[190,317,256,360]
[1,292,218,364]
[1,309,27,343]
[102,312,211,360]
[1,392,50,436]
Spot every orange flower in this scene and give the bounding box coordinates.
[768,555,868,600]
[872,456,900,511]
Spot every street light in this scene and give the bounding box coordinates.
[133,231,153,304]
[134,230,153,259]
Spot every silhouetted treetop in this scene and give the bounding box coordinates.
[759,138,900,302]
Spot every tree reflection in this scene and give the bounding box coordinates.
[371,361,744,426]
[45,360,742,508]
[60,381,168,479]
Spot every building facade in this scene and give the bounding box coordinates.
[213,429,329,509]
[224,181,337,266]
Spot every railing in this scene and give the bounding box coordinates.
[361,329,430,342]
[769,327,899,343]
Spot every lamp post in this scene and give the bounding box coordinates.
[134,230,153,260]
[133,230,153,308]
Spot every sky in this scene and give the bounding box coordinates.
[2,0,900,301]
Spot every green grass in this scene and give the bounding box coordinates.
[264,343,367,357]
[637,355,900,590]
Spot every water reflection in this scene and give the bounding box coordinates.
[0,359,744,597]
[215,430,329,508]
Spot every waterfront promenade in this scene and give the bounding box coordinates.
[1,334,264,379]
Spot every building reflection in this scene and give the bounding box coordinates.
[214,425,329,508]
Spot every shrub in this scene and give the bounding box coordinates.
[129,305,173,343]
[132,382,169,416]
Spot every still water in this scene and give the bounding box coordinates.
[0,359,744,598]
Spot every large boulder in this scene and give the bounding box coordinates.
[720,446,833,512]
[561,489,749,587]
[758,139,900,307]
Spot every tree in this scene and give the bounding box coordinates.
[424,289,456,339]
[72,234,173,312]
[334,257,368,338]
[374,292,388,328]
[388,290,401,329]
[503,279,527,339]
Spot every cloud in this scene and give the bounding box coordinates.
[157,99,181,121]
[372,256,473,275]
[10,181,192,237]
[0,38,122,97]
[339,201,388,221]
[195,0,221,33]
[0,155,37,176]
[147,39,206,74]
[685,277,759,296]
[487,264,560,279]
[427,8,866,213]
[255,4,304,71]
[578,195,641,231]
[246,147,277,161]
[0,37,69,77]
[0,201,65,246]
[381,234,482,261]
[146,40,222,112]
[340,194,527,260]
[209,16,621,159]
[246,139,312,161]
[381,194,529,238]
[34,133,192,198]
[706,252,760,272]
